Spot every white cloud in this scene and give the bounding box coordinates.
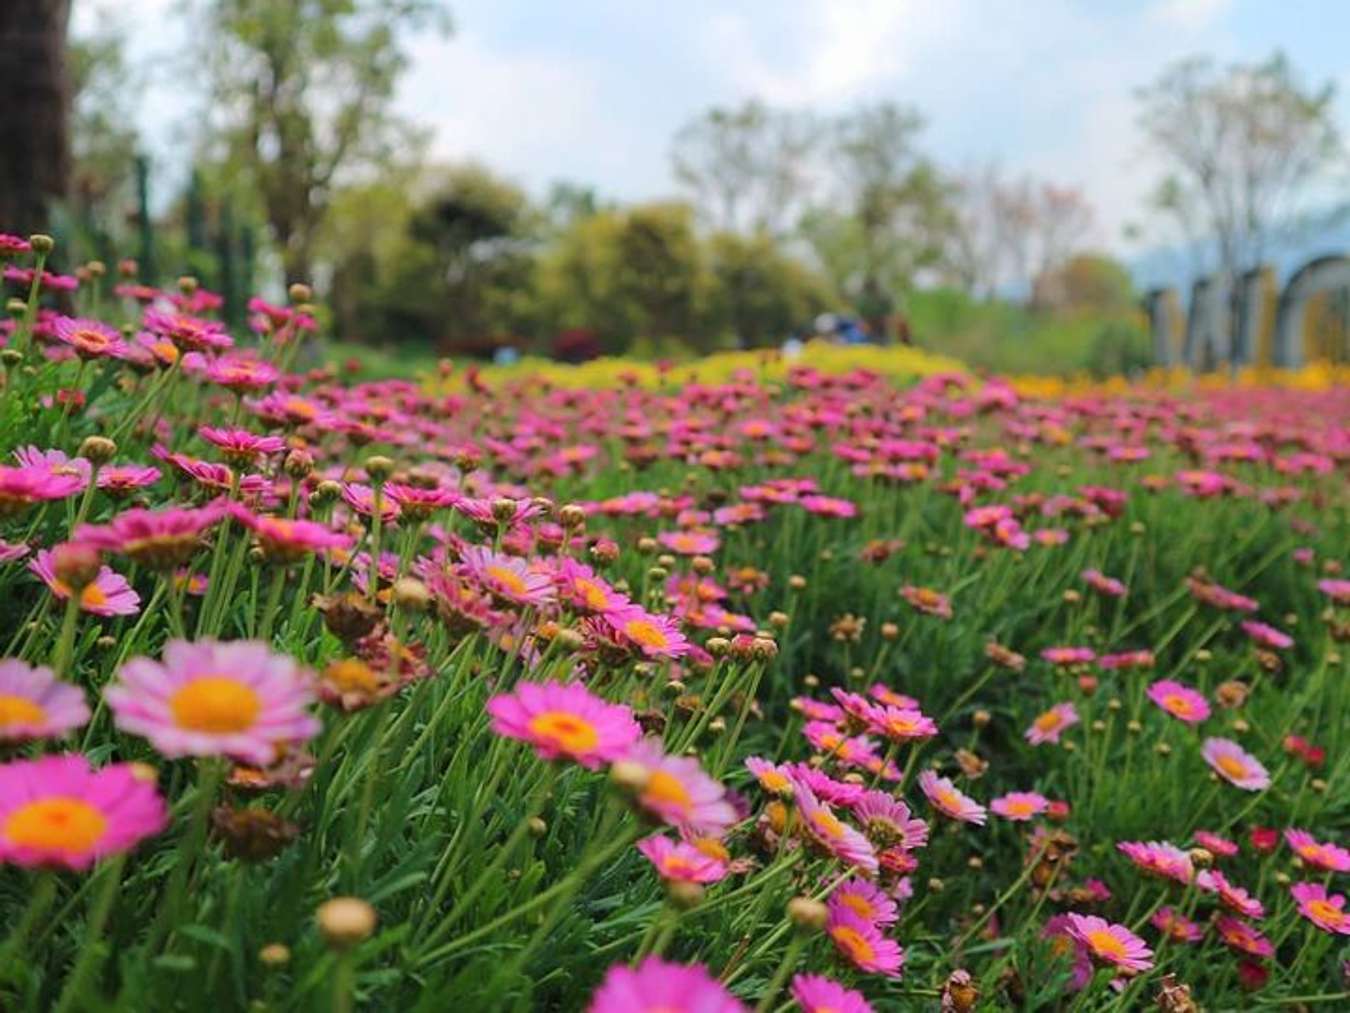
[1150,0,1234,30]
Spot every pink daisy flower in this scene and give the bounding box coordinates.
[1290,882,1350,935]
[1146,680,1210,724]
[1283,829,1350,873]
[382,483,459,521]
[75,502,227,570]
[0,538,30,563]
[826,907,904,977]
[28,548,140,616]
[1096,649,1154,670]
[900,585,952,619]
[555,559,629,614]
[1150,907,1203,943]
[460,545,556,607]
[991,791,1050,822]
[1042,914,1093,991]
[657,529,720,556]
[800,495,858,518]
[744,756,795,796]
[105,639,320,765]
[1193,830,1239,858]
[587,956,745,1013]
[1316,578,1350,604]
[0,660,89,742]
[600,605,691,660]
[1196,869,1265,919]
[229,505,353,564]
[790,973,873,1013]
[793,780,878,874]
[1240,620,1293,650]
[1065,913,1154,974]
[486,681,639,768]
[862,704,938,743]
[1187,578,1258,613]
[918,770,986,826]
[1040,646,1095,666]
[1215,915,1274,958]
[793,696,845,723]
[636,834,728,884]
[51,315,127,360]
[850,790,928,851]
[198,426,286,467]
[785,763,865,807]
[1202,738,1271,791]
[1116,841,1193,885]
[97,464,162,495]
[0,465,86,515]
[1081,569,1127,597]
[830,877,899,926]
[0,754,167,870]
[340,483,401,524]
[1026,702,1079,745]
[624,739,736,838]
[867,684,920,710]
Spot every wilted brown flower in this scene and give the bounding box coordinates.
[211,805,299,861]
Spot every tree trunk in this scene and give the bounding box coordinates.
[0,0,72,236]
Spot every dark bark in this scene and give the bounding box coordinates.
[0,0,72,235]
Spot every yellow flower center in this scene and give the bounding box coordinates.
[527,710,600,754]
[1216,755,1250,780]
[1086,929,1128,961]
[1004,800,1036,817]
[936,789,964,812]
[1163,694,1193,715]
[811,810,846,839]
[643,770,692,815]
[841,893,876,919]
[74,328,111,351]
[326,660,379,694]
[574,579,610,611]
[487,565,528,597]
[759,770,790,792]
[169,676,262,734]
[830,925,876,964]
[4,797,107,852]
[691,836,729,862]
[0,694,46,727]
[623,619,669,649]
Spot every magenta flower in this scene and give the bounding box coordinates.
[0,754,167,870]
[1026,702,1079,745]
[198,426,287,465]
[460,545,555,607]
[1283,829,1350,873]
[1065,913,1154,974]
[229,505,353,563]
[657,529,721,555]
[918,770,986,826]
[624,738,736,838]
[586,956,745,1013]
[97,464,162,495]
[635,834,727,884]
[1193,830,1239,858]
[1316,578,1350,604]
[850,790,929,851]
[1290,882,1350,935]
[600,605,691,659]
[28,549,140,616]
[486,681,639,769]
[744,757,795,796]
[826,907,904,977]
[1081,569,1127,597]
[105,639,320,765]
[51,315,127,360]
[991,791,1050,822]
[1215,915,1274,958]
[1240,620,1293,650]
[1116,840,1194,885]
[1196,869,1265,919]
[0,465,86,515]
[1041,914,1093,991]
[862,704,938,743]
[1151,907,1203,943]
[1096,649,1154,670]
[792,780,879,875]
[75,502,227,569]
[900,585,952,618]
[1202,737,1271,791]
[0,660,89,742]
[1147,679,1210,724]
[1040,646,1095,666]
[830,877,899,926]
[790,973,873,1013]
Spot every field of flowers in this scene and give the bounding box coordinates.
[0,233,1347,1012]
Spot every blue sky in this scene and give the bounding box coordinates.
[79,0,1350,258]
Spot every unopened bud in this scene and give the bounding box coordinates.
[283,448,314,479]
[29,234,55,255]
[52,541,102,591]
[364,455,395,482]
[391,578,429,610]
[259,942,291,968]
[666,880,705,910]
[288,282,313,304]
[609,760,650,795]
[559,504,586,529]
[786,897,828,931]
[78,435,117,465]
[315,897,376,949]
[527,816,547,838]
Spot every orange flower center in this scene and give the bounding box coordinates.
[1004,800,1036,817]
[811,810,847,839]
[1034,711,1062,732]
[1163,694,1193,716]
[1215,755,1250,780]
[527,710,599,754]
[1086,929,1128,961]
[0,694,46,727]
[4,796,107,852]
[326,660,379,694]
[936,789,963,812]
[1307,899,1345,925]
[840,893,877,920]
[623,619,669,649]
[575,579,610,611]
[643,771,692,815]
[758,770,790,792]
[80,583,109,609]
[487,565,528,597]
[170,676,261,734]
[830,925,876,964]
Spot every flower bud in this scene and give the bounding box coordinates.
[636,537,658,555]
[177,275,198,295]
[788,575,806,590]
[392,577,430,611]
[29,234,55,255]
[288,282,313,304]
[315,897,377,949]
[311,479,342,507]
[258,943,291,968]
[666,880,705,910]
[972,709,991,729]
[786,897,828,931]
[77,435,117,465]
[52,541,102,591]
[559,504,586,529]
[283,448,314,479]
[705,636,731,658]
[364,455,395,482]
[527,816,547,838]
[1187,847,1213,869]
[609,760,650,796]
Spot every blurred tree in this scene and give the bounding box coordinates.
[706,231,834,348]
[948,164,1035,299]
[1137,52,1342,280]
[802,103,956,334]
[196,0,451,285]
[0,1,72,236]
[1032,252,1135,314]
[671,100,819,236]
